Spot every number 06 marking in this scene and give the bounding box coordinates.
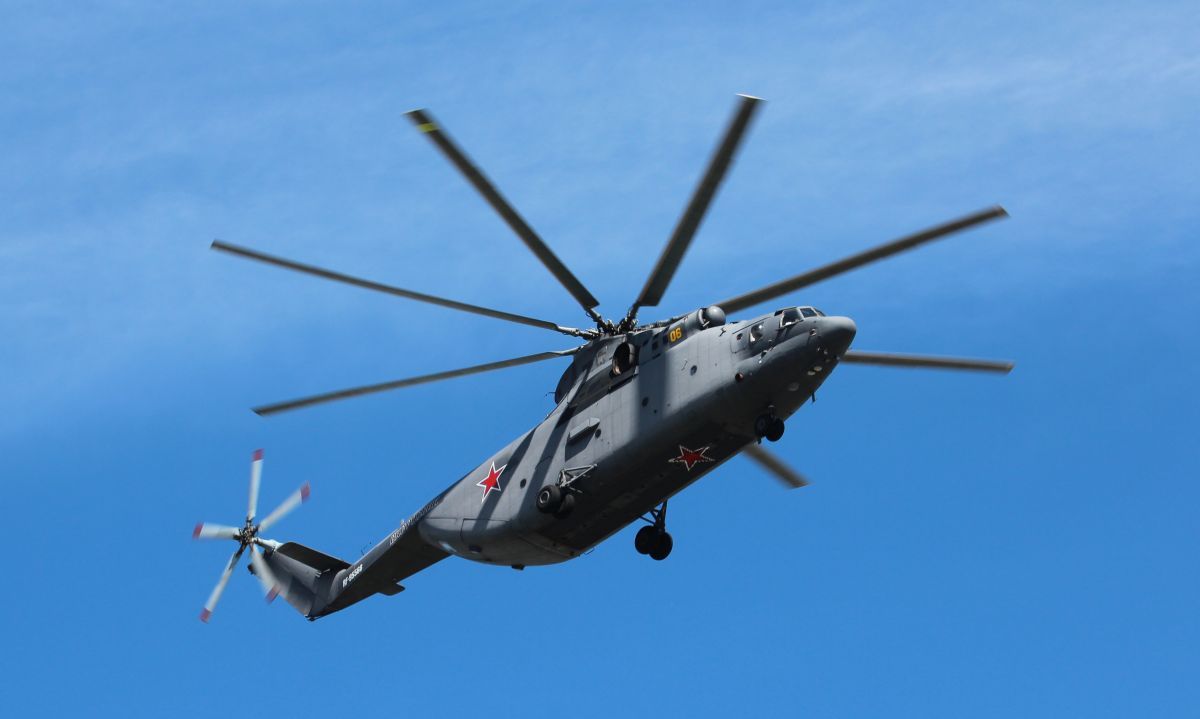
[668,327,683,343]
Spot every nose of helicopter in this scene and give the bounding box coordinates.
[819,316,857,356]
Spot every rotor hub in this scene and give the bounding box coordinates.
[237,522,258,546]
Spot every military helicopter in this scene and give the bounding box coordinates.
[193,94,1013,622]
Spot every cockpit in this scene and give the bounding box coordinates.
[775,306,825,328]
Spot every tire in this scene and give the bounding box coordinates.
[634,526,658,555]
[536,484,563,513]
[765,417,785,442]
[649,532,673,561]
[554,492,576,519]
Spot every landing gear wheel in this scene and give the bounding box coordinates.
[634,525,657,555]
[754,414,772,438]
[755,411,785,442]
[554,492,576,519]
[636,500,674,559]
[649,532,673,561]
[536,484,563,514]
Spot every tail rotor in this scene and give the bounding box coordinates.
[192,449,310,622]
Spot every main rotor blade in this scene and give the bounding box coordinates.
[257,483,311,532]
[247,448,263,523]
[630,94,763,317]
[192,523,239,541]
[743,443,809,489]
[842,350,1014,373]
[211,241,588,338]
[405,109,603,323]
[254,348,580,416]
[199,546,245,622]
[715,206,1008,314]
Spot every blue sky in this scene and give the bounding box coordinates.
[2,1,1198,716]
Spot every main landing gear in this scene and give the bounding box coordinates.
[634,501,673,561]
[754,406,785,442]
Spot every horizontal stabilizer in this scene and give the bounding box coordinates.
[275,542,349,575]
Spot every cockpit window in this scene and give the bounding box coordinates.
[800,307,818,318]
[779,307,802,328]
[749,323,765,342]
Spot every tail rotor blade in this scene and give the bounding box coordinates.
[247,448,263,523]
[257,483,311,532]
[841,350,1014,373]
[743,444,809,489]
[200,546,245,622]
[248,546,283,603]
[192,523,239,541]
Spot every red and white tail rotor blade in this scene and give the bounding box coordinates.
[248,546,283,603]
[199,547,245,622]
[192,523,239,541]
[257,482,310,532]
[247,448,263,523]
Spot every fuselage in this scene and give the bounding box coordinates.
[416,305,857,566]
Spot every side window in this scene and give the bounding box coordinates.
[749,323,765,343]
[779,308,801,328]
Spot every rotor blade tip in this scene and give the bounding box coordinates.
[737,93,765,101]
[199,609,212,623]
[192,523,202,540]
[252,448,263,461]
[404,109,435,130]
[266,588,279,604]
[300,483,311,502]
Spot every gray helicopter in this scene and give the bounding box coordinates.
[194,94,1013,622]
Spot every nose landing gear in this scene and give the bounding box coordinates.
[754,406,785,442]
[634,501,673,560]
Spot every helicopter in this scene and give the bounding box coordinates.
[193,94,1013,622]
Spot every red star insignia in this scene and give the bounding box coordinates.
[669,444,714,471]
[476,462,507,503]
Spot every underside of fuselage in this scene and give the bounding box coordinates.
[415,307,856,567]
